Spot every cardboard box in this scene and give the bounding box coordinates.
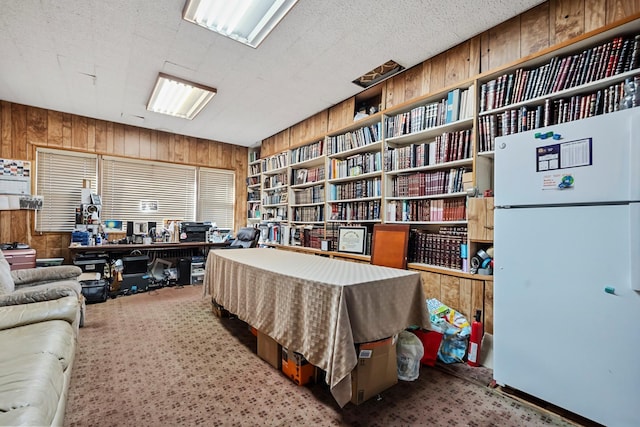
[257,331,282,369]
[351,336,398,405]
[281,347,314,386]
[212,300,230,318]
[462,172,474,191]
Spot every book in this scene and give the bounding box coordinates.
[445,89,461,123]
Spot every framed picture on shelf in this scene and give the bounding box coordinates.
[337,226,367,255]
[279,192,288,204]
[295,169,308,185]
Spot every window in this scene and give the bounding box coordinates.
[101,156,196,225]
[35,149,236,233]
[197,167,235,229]
[36,149,98,232]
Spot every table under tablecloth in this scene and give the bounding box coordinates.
[203,248,429,407]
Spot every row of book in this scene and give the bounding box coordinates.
[327,123,382,155]
[385,129,472,171]
[262,152,288,172]
[290,140,324,164]
[388,198,466,223]
[301,226,326,250]
[328,200,381,222]
[246,176,260,186]
[293,184,324,204]
[249,163,260,176]
[262,192,287,206]
[258,223,324,247]
[480,34,640,112]
[261,206,287,222]
[292,206,324,222]
[263,173,288,189]
[247,188,260,201]
[385,87,475,139]
[408,227,468,270]
[247,205,260,219]
[249,150,260,163]
[392,168,468,197]
[328,177,382,200]
[328,151,382,179]
[478,77,638,152]
[292,166,325,186]
[258,222,289,245]
[386,198,463,222]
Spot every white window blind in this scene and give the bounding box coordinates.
[101,156,196,225]
[36,149,98,232]
[197,168,235,229]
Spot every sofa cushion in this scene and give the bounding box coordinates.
[0,319,76,369]
[0,250,15,295]
[0,352,65,427]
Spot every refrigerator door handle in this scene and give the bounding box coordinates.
[631,203,640,291]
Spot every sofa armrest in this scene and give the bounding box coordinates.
[0,295,79,331]
[11,265,82,286]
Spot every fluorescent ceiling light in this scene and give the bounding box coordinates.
[182,0,298,48]
[146,73,216,120]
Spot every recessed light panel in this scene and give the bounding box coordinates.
[183,0,298,48]
[146,73,216,120]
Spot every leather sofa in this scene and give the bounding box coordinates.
[0,251,84,426]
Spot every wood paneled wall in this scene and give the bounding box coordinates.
[0,101,248,260]
[289,111,328,148]
[420,272,494,334]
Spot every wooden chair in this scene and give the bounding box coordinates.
[370,224,410,269]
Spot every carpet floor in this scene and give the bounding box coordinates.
[64,285,579,427]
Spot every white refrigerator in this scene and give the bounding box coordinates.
[493,107,640,427]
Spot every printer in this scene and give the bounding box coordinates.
[179,221,212,242]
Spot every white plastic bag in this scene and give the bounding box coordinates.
[396,331,424,381]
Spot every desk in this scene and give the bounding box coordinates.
[204,248,429,407]
[69,241,230,255]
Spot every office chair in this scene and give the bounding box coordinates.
[227,227,260,248]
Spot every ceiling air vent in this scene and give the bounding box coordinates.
[352,60,404,89]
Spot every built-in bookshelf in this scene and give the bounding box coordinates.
[247,147,262,224]
[381,82,475,271]
[290,140,326,226]
[471,17,640,271]
[261,152,288,223]
[477,24,640,156]
[249,15,640,274]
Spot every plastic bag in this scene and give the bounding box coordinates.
[426,298,471,364]
[396,331,424,381]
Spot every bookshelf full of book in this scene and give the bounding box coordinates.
[248,14,640,275]
[472,17,640,269]
[325,114,384,252]
[247,147,262,224]
[290,139,326,226]
[383,81,475,271]
[261,152,289,229]
[477,22,640,157]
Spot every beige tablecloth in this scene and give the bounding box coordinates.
[203,248,429,407]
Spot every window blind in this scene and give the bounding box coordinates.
[197,167,235,229]
[36,149,98,232]
[101,156,196,225]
